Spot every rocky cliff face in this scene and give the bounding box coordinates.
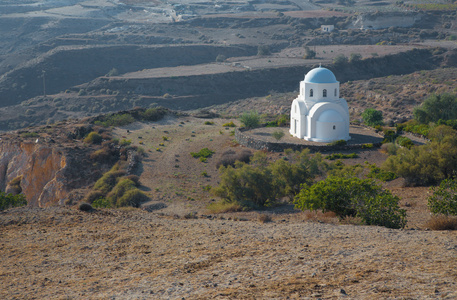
[0,140,68,207]
[0,121,115,207]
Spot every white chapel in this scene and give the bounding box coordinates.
[290,66,350,142]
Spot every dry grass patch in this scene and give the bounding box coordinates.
[425,215,457,230]
[303,211,339,224]
[207,201,243,213]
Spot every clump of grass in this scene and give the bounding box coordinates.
[20,132,39,138]
[304,211,338,224]
[84,132,102,144]
[425,215,457,230]
[222,121,236,127]
[191,148,215,159]
[259,214,272,223]
[328,139,347,146]
[204,121,214,125]
[207,201,242,213]
[120,139,131,146]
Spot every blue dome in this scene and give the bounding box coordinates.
[304,67,337,83]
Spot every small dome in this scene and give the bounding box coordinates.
[318,110,343,122]
[304,67,337,84]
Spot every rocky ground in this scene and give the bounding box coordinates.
[1,206,457,299]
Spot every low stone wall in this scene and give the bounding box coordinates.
[235,127,382,153]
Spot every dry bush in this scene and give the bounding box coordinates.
[124,175,141,186]
[304,211,338,224]
[216,149,252,168]
[84,190,104,204]
[426,215,457,230]
[90,147,117,163]
[259,214,272,223]
[340,215,365,226]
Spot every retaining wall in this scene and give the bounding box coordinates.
[235,127,382,152]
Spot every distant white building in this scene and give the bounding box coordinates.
[290,66,350,142]
[321,25,334,32]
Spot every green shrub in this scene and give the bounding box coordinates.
[106,178,136,206]
[92,197,112,208]
[428,178,457,215]
[272,130,285,141]
[294,176,406,229]
[223,121,236,127]
[325,153,358,160]
[84,190,105,204]
[239,111,261,129]
[191,148,215,159]
[362,108,383,127]
[395,136,414,149]
[84,132,102,144]
[120,139,131,146]
[383,127,457,186]
[140,107,167,121]
[413,93,457,124]
[204,121,214,125]
[93,170,126,194]
[366,164,397,181]
[361,143,374,149]
[214,149,326,207]
[0,192,27,211]
[116,189,148,207]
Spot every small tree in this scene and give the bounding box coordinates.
[303,47,316,59]
[216,54,226,62]
[362,108,383,127]
[333,54,348,66]
[349,53,362,62]
[413,93,457,124]
[257,45,271,56]
[239,111,261,129]
[428,178,457,215]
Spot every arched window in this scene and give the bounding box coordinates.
[334,88,337,97]
[333,125,336,130]
[323,89,327,97]
[310,89,313,97]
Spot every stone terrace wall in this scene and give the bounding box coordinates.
[235,127,382,153]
